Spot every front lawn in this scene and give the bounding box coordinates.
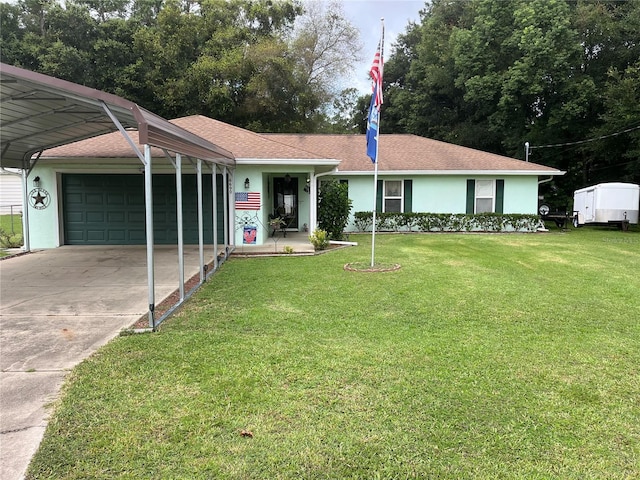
[28,229,640,479]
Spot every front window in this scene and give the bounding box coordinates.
[475,179,494,213]
[384,180,403,212]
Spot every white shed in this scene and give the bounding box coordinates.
[0,169,23,214]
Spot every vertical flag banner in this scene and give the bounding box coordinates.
[243,225,257,244]
[235,192,260,210]
[366,84,379,162]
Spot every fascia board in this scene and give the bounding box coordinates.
[235,158,340,166]
[335,169,566,176]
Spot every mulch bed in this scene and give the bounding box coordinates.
[344,262,401,272]
[130,262,214,330]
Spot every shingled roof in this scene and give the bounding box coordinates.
[43,115,563,176]
[44,115,325,161]
[268,134,562,175]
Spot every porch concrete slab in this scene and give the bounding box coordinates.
[0,245,215,480]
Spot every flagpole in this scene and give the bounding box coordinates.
[371,134,379,267]
[371,18,384,268]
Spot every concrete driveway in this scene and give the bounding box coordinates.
[0,246,214,480]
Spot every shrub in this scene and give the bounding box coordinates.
[318,181,352,240]
[0,228,23,248]
[309,229,329,250]
[353,211,372,232]
[352,212,540,233]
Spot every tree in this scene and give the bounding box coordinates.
[378,0,640,202]
[288,0,362,128]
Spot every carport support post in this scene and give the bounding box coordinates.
[175,153,185,301]
[197,159,205,283]
[21,168,30,252]
[212,164,218,272]
[144,144,155,329]
[223,166,231,258]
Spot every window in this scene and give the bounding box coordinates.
[475,179,494,213]
[384,180,402,212]
[376,180,412,213]
[466,179,504,214]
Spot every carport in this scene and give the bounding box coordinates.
[0,63,236,329]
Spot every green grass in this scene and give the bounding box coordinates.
[28,229,640,479]
[0,213,23,254]
[0,213,23,234]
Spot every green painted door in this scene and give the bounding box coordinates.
[62,174,225,245]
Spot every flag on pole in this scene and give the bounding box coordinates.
[368,19,385,268]
[370,41,384,108]
[366,84,379,162]
[366,37,384,163]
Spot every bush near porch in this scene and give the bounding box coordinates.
[28,229,640,479]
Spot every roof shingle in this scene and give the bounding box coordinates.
[44,115,562,174]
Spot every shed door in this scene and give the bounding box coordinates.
[62,174,224,245]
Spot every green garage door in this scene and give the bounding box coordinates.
[63,174,225,245]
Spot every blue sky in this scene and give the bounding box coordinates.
[330,0,426,93]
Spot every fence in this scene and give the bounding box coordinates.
[0,204,23,234]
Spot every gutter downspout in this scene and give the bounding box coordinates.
[538,176,554,185]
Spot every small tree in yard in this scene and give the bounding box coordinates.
[318,180,352,240]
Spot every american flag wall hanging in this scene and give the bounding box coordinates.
[235,192,261,210]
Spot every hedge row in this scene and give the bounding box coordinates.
[352,212,541,233]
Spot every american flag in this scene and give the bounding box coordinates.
[370,38,384,109]
[235,192,261,210]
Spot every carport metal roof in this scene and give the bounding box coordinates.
[0,63,235,168]
[0,63,236,331]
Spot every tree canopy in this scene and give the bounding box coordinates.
[380,0,640,206]
[0,0,362,133]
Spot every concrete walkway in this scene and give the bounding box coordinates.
[0,246,214,480]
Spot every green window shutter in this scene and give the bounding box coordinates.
[376,179,383,212]
[403,179,412,213]
[495,179,504,213]
[466,179,475,214]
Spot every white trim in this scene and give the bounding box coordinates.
[336,169,565,176]
[236,158,340,166]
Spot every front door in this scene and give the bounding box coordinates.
[273,176,298,230]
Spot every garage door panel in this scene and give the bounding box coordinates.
[86,193,104,205]
[63,174,224,245]
[107,193,125,205]
[66,230,85,242]
[128,230,145,242]
[87,230,106,241]
[107,211,125,222]
[86,212,105,223]
[107,230,126,242]
[65,193,83,204]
